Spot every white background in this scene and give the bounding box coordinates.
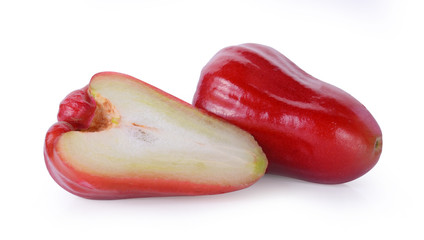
[1,0,423,239]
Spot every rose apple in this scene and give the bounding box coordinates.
[44,72,267,199]
[193,43,382,184]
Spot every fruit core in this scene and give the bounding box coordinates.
[84,89,120,132]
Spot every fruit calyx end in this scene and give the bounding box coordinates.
[374,136,383,153]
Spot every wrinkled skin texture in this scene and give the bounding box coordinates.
[193,43,382,184]
[57,86,96,130]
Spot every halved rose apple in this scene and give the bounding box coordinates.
[44,72,267,199]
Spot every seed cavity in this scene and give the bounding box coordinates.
[131,123,158,143]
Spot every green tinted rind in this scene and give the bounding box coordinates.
[253,148,268,176]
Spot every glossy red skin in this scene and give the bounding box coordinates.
[44,72,248,199]
[193,43,382,184]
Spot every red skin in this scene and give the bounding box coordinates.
[57,85,96,130]
[44,72,247,199]
[193,43,382,184]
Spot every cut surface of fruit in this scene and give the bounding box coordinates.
[45,72,267,199]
